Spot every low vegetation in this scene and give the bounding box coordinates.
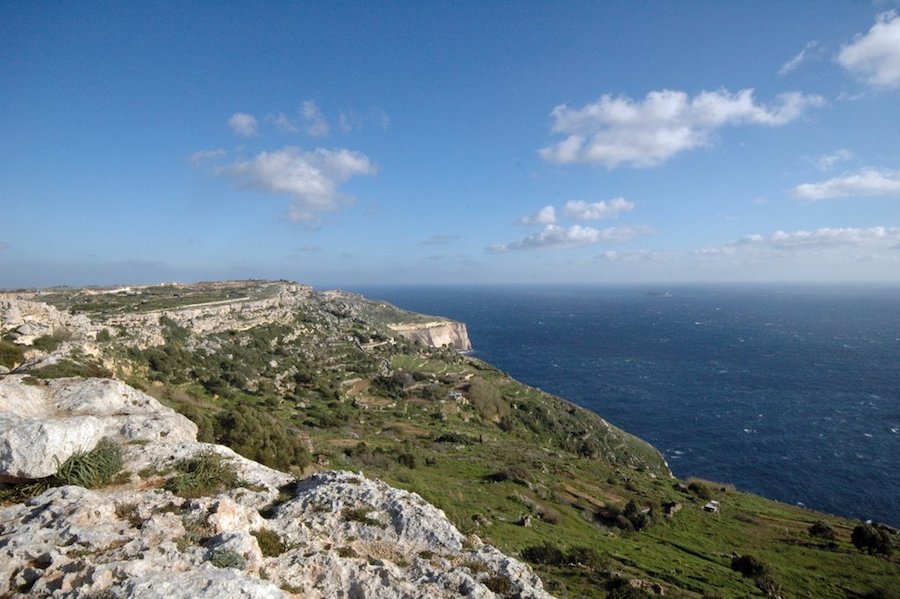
[2,280,896,597]
[164,450,241,498]
[0,438,124,502]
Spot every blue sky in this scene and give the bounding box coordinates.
[2,2,899,288]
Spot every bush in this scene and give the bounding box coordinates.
[521,542,566,566]
[730,554,769,579]
[396,452,417,469]
[215,404,310,471]
[209,547,246,569]
[852,524,894,556]
[808,520,835,540]
[165,450,241,498]
[731,555,780,597]
[0,341,25,369]
[32,359,113,379]
[482,575,511,594]
[688,481,713,500]
[31,329,72,352]
[252,528,286,557]
[468,377,510,422]
[485,464,532,485]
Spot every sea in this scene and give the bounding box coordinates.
[347,284,900,527]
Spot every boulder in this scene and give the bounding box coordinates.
[0,376,197,482]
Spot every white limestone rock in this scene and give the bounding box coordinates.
[0,376,198,482]
[0,375,553,598]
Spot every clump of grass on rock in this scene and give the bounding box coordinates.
[165,450,241,498]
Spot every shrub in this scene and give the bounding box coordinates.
[31,329,72,352]
[688,481,713,500]
[32,359,113,379]
[485,464,532,485]
[164,450,240,498]
[521,542,566,566]
[852,524,894,556]
[605,578,654,599]
[731,555,780,597]
[396,452,417,469]
[214,404,310,471]
[0,341,25,369]
[252,528,287,557]
[433,432,476,445]
[468,377,510,422]
[482,575,511,594]
[808,520,835,540]
[209,547,246,569]
[730,554,769,579]
[565,545,602,569]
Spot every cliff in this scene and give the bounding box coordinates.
[388,320,472,351]
[2,280,893,598]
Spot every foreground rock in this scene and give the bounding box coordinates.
[0,375,552,598]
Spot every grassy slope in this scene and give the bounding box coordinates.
[10,283,899,598]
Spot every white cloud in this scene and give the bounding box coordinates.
[563,198,634,220]
[539,88,824,168]
[189,148,226,166]
[490,224,650,252]
[302,100,330,137]
[810,148,853,171]
[779,41,819,76]
[730,226,900,250]
[792,168,900,201]
[338,112,356,133]
[229,112,258,137]
[219,146,377,221]
[269,112,300,133]
[518,205,557,225]
[838,11,900,87]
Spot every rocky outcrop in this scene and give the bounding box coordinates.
[103,283,314,348]
[0,375,552,598]
[0,376,197,482]
[388,321,472,352]
[0,299,93,346]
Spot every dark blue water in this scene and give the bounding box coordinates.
[347,285,900,526]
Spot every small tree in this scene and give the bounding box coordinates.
[852,524,894,556]
[808,520,835,540]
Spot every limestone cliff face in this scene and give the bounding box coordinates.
[103,283,314,348]
[388,320,472,351]
[0,375,553,598]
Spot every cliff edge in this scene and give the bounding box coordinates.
[0,375,552,598]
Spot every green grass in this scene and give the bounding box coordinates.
[0,438,124,503]
[9,280,896,598]
[164,450,241,498]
